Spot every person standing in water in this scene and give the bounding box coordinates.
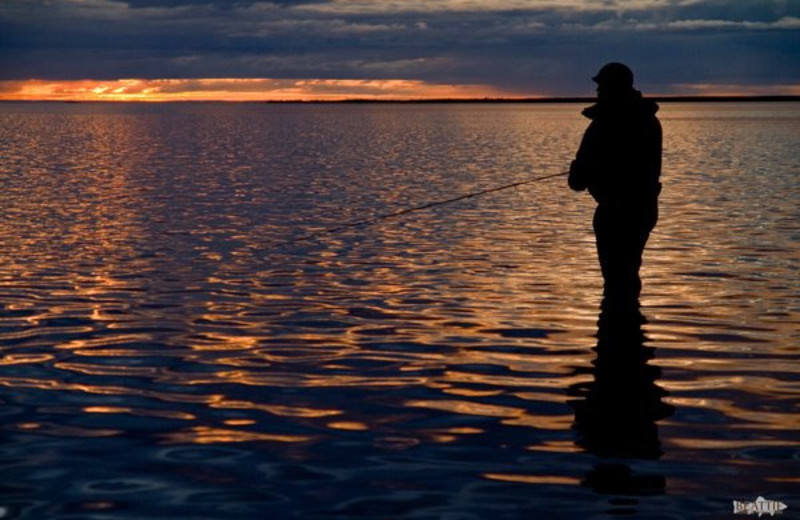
[568,63,662,305]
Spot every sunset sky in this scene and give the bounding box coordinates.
[1,0,798,101]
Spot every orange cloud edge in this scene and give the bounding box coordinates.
[0,78,519,102]
[1,78,798,102]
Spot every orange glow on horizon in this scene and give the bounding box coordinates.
[1,78,798,102]
[0,78,520,102]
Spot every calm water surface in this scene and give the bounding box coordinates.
[0,102,797,519]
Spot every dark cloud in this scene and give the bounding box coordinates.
[122,0,331,8]
[0,0,797,95]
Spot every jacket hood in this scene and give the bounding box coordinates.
[582,90,659,120]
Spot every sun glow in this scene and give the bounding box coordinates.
[0,78,516,102]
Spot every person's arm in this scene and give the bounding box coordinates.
[568,123,598,191]
[568,160,588,191]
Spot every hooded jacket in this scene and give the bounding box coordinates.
[569,90,662,208]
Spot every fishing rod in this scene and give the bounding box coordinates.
[273,170,569,248]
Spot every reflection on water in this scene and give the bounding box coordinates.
[569,300,675,497]
[572,306,667,459]
[0,102,797,518]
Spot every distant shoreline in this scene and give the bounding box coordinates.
[2,95,799,104]
[281,95,800,104]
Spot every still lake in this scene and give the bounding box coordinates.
[0,101,797,519]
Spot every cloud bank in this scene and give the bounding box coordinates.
[1,0,798,97]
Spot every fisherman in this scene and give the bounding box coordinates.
[568,63,662,304]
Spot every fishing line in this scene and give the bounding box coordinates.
[271,170,568,249]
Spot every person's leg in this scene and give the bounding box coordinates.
[594,204,657,304]
[594,206,628,300]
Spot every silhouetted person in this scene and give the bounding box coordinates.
[568,301,674,495]
[569,63,662,304]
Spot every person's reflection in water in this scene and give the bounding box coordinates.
[568,298,674,496]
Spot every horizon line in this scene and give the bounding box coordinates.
[2,94,799,104]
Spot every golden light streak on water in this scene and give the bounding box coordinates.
[162,426,314,445]
[483,474,582,485]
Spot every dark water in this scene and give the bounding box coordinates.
[0,102,797,519]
